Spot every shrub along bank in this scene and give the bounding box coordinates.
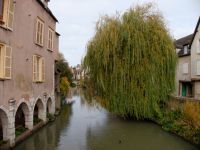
[158,99,200,146]
[56,52,74,100]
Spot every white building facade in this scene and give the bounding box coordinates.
[175,17,200,99]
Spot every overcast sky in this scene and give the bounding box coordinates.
[49,0,200,67]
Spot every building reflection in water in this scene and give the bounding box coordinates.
[14,104,72,150]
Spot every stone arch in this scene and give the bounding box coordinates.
[46,97,55,115]
[15,101,32,130]
[33,99,46,124]
[0,107,9,141]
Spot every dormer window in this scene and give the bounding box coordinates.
[183,45,188,55]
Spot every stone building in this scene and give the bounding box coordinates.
[175,17,200,99]
[72,64,84,81]
[0,0,59,147]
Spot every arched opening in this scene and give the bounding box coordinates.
[33,99,45,125]
[15,103,30,137]
[0,108,8,142]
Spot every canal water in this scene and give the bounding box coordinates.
[14,89,198,150]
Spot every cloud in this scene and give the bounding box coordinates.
[49,0,200,66]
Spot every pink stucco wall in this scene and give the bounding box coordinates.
[0,0,59,109]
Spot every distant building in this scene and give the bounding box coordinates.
[72,64,84,81]
[175,17,200,99]
[0,0,59,146]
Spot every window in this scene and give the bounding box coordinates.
[36,18,44,46]
[48,27,54,51]
[197,39,200,53]
[33,55,45,82]
[0,0,4,21]
[182,63,189,74]
[181,82,193,97]
[0,44,12,79]
[0,0,14,29]
[183,45,188,54]
[197,61,200,75]
[7,0,14,29]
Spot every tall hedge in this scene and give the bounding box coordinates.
[83,3,177,119]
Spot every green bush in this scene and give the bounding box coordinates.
[47,113,55,122]
[34,117,42,125]
[15,126,27,137]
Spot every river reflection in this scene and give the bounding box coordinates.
[14,89,198,150]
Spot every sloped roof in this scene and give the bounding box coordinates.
[175,34,194,49]
[36,0,58,22]
[175,16,200,50]
[175,17,200,57]
[189,17,200,48]
[175,34,193,57]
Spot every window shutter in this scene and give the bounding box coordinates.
[38,22,41,44]
[36,19,44,46]
[33,55,37,81]
[182,63,188,74]
[0,45,4,78]
[197,61,200,75]
[36,20,40,44]
[7,0,14,29]
[0,0,4,20]
[41,58,45,81]
[4,46,12,79]
[48,29,50,49]
[41,22,44,45]
[51,30,53,50]
[48,28,53,50]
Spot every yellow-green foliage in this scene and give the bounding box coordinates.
[83,3,177,119]
[183,101,200,129]
[60,77,70,97]
[162,99,200,144]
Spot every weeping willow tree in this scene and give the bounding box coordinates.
[83,3,177,119]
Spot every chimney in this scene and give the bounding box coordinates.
[42,0,50,7]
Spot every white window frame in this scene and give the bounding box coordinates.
[182,63,189,74]
[47,27,54,51]
[35,18,44,46]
